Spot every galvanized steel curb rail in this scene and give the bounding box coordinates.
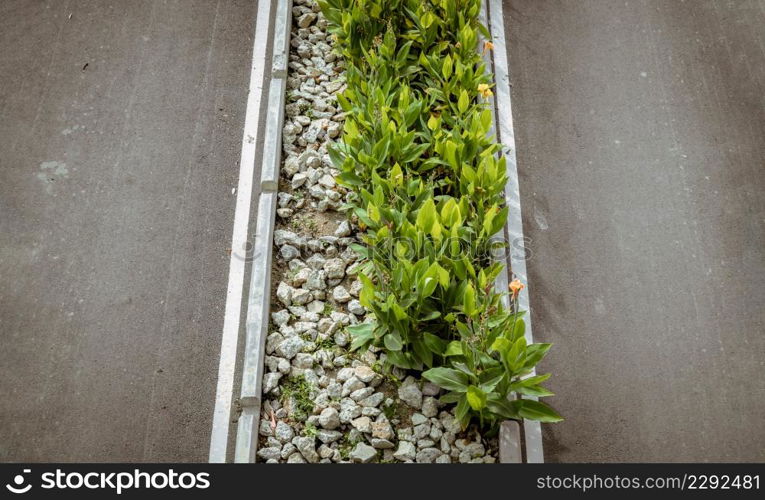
[232,0,294,464]
[486,0,544,463]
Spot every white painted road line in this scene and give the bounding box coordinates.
[488,0,545,463]
[209,0,273,464]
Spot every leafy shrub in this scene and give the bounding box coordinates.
[320,0,561,430]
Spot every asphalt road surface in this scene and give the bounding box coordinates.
[0,0,259,461]
[505,0,765,461]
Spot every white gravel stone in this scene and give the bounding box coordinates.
[293,436,319,463]
[274,421,294,443]
[291,288,313,305]
[332,285,351,303]
[350,443,377,463]
[323,258,346,279]
[371,419,394,440]
[274,230,300,247]
[416,448,442,463]
[421,397,438,418]
[341,376,365,396]
[354,365,376,383]
[398,377,423,409]
[371,439,395,449]
[318,174,336,188]
[359,392,384,408]
[333,330,349,347]
[334,220,351,237]
[422,382,441,396]
[411,413,429,426]
[350,387,374,401]
[394,441,416,461]
[281,244,300,261]
[276,336,304,360]
[297,12,317,28]
[257,447,282,461]
[316,430,343,444]
[262,372,282,394]
[339,399,361,423]
[351,416,372,433]
[293,352,314,369]
[347,299,365,315]
[276,282,293,306]
[271,309,290,326]
[318,407,340,430]
[306,253,326,270]
[291,172,309,188]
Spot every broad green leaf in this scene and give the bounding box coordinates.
[511,318,526,341]
[421,310,441,321]
[358,274,375,308]
[442,54,453,80]
[463,282,476,317]
[427,114,440,131]
[347,322,375,351]
[390,162,404,187]
[444,341,463,357]
[490,337,511,353]
[439,391,462,404]
[455,321,471,339]
[367,202,381,223]
[487,395,519,420]
[466,385,487,411]
[505,337,527,373]
[416,198,437,232]
[458,89,469,113]
[437,266,450,288]
[455,395,470,429]
[479,371,505,392]
[444,141,458,169]
[422,367,469,392]
[480,109,493,133]
[423,332,447,355]
[519,373,552,386]
[391,301,408,321]
[510,382,554,398]
[511,399,563,423]
[383,331,403,351]
[386,351,415,370]
[349,243,369,258]
[412,336,433,368]
[524,343,552,369]
[328,144,344,167]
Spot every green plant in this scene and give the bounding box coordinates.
[303,422,319,438]
[280,375,315,421]
[337,433,362,460]
[319,0,560,431]
[315,334,335,350]
[322,302,334,316]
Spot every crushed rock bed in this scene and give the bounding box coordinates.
[256,0,498,464]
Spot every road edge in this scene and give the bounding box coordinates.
[209,0,275,463]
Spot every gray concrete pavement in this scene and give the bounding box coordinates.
[0,0,259,461]
[504,0,765,461]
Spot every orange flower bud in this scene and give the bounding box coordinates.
[477,83,493,98]
[509,279,525,299]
